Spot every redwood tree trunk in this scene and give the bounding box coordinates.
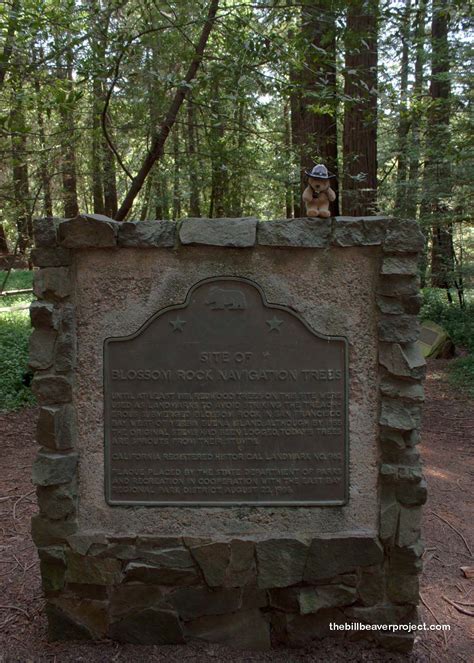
[342,0,378,216]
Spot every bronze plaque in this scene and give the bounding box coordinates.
[104,277,348,506]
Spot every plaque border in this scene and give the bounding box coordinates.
[103,275,349,507]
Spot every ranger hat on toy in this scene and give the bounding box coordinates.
[304,164,335,179]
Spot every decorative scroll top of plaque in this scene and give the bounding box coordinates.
[104,277,348,506]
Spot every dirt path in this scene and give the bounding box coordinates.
[0,360,472,662]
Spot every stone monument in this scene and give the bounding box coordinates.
[29,214,426,651]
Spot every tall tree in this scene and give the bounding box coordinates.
[342,0,378,215]
[394,0,412,215]
[291,0,339,216]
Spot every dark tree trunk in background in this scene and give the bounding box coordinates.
[209,78,228,218]
[289,60,302,218]
[0,0,20,90]
[394,0,411,215]
[284,100,294,218]
[406,0,427,221]
[92,76,105,215]
[10,78,32,253]
[187,98,201,216]
[56,38,79,218]
[33,47,53,217]
[172,127,182,220]
[0,225,9,253]
[291,0,339,216]
[424,0,456,296]
[342,0,378,215]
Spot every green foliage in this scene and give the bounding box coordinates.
[0,271,35,412]
[420,288,474,352]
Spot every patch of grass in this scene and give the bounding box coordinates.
[0,270,35,411]
[420,288,474,352]
[448,355,474,398]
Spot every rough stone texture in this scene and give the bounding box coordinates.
[110,583,165,618]
[58,214,119,248]
[379,342,426,379]
[387,574,419,605]
[124,556,200,586]
[180,217,257,247]
[32,450,78,486]
[384,219,425,254]
[304,535,383,581]
[396,479,427,506]
[38,547,66,592]
[30,301,59,330]
[256,538,308,588]
[33,217,60,247]
[378,315,420,343]
[169,586,242,620]
[48,597,108,639]
[65,552,122,585]
[31,515,78,547]
[109,608,184,644]
[184,609,270,650]
[37,404,76,450]
[32,375,72,405]
[54,304,76,373]
[257,218,331,247]
[397,507,422,547]
[37,482,77,519]
[381,255,419,276]
[333,217,388,247]
[380,398,422,432]
[31,247,71,267]
[33,267,71,301]
[118,220,176,247]
[298,585,357,614]
[271,608,345,647]
[189,540,255,587]
[380,376,424,402]
[29,329,56,370]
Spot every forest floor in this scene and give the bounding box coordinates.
[0,359,472,663]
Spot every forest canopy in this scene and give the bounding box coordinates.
[0,0,472,292]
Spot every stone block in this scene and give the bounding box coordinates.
[344,603,416,626]
[258,217,331,247]
[389,542,424,576]
[31,515,78,547]
[380,398,422,432]
[124,556,200,586]
[333,216,388,246]
[67,533,108,556]
[271,608,345,647]
[31,247,71,267]
[241,586,268,609]
[118,220,176,247]
[110,583,166,618]
[189,539,255,587]
[58,214,119,248]
[397,506,422,547]
[378,315,420,343]
[256,538,308,588]
[379,486,400,543]
[169,586,242,620]
[37,482,77,519]
[380,376,424,402]
[30,301,59,330]
[402,294,423,314]
[37,404,76,450]
[32,450,78,486]
[377,275,420,297]
[32,375,73,405]
[375,631,415,653]
[381,255,419,276]
[65,551,122,585]
[109,608,184,644]
[184,608,270,650]
[46,603,95,641]
[298,584,357,614]
[379,342,426,379]
[358,567,385,607]
[304,535,383,582]
[29,329,56,370]
[38,546,66,593]
[180,217,257,247]
[54,304,76,373]
[396,478,428,506]
[48,597,108,639]
[268,587,300,612]
[33,267,71,301]
[33,217,60,248]
[387,574,419,605]
[376,296,405,315]
[384,219,425,254]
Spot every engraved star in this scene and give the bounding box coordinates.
[266,316,283,332]
[169,317,186,332]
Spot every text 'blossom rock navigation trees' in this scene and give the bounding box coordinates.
[104,277,348,505]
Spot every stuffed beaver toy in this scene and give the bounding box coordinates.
[302,164,336,218]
